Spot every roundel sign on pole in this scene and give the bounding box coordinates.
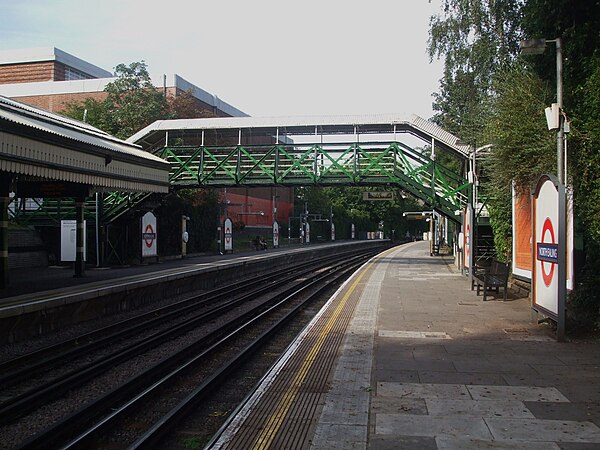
[223,218,233,253]
[532,174,566,340]
[273,221,279,248]
[463,204,473,274]
[141,212,157,258]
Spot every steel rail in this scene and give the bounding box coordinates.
[67,253,368,450]
[129,258,362,449]
[0,246,366,386]
[0,248,372,425]
[12,250,378,449]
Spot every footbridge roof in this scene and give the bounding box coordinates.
[129,114,472,159]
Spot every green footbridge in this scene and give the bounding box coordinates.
[11,114,472,225]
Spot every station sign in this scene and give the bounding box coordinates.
[273,221,279,248]
[513,183,574,287]
[362,191,393,201]
[463,204,473,273]
[223,218,233,252]
[60,220,86,262]
[141,212,157,258]
[18,181,89,198]
[532,174,566,340]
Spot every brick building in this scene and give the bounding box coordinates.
[0,47,294,246]
[0,47,246,117]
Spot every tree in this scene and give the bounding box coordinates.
[63,61,167,139]
[482,65,555,259]
[428,0,523,143]
[166,89,215,119]
[429,0,600,321]
[296,186,426,240]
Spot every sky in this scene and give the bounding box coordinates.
[0,0,444,119]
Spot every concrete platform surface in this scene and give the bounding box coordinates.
[209,241,600,450]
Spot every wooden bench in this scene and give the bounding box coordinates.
[471,260,510,301]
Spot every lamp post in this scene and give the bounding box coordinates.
[519,38,564,184]
[520,37,567,341]
[470,144,493,216]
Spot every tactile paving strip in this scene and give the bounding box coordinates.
[220,263,373,450]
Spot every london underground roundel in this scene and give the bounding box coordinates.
[532,175,563,318]
[538,217,558,287]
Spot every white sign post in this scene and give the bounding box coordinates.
[60,220,86,262]
[532,174,566,341]
[272,221,279,248]
[463,204,473,277]
[223,218,233,253]
[141,212,157,258]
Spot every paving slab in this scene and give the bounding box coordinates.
[466,385,570,402]
[418,371,507,385]
[525,401,600,427]
[370,397,428,415]
[377,382,471,399]
[435,436,560,449]
[370,435,437,450]
[375,414,493,439]
[485,417,600,443]
[424,398,535,418]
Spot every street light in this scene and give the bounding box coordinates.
[470,144,493,215]
[520,37,568,341]
[519,37,564,185]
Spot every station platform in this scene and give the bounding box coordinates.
[207,241,600,450]
[0,240,388,343]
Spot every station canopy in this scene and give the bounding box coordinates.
[0,95,170,193]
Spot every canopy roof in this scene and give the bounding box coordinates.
[0,95,170,192]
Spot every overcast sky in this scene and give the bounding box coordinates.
[0,0,443,119]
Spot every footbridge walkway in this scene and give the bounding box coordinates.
[9,114,474,227]
[129,114,472,222]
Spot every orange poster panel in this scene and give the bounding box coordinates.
[514,191,532,272]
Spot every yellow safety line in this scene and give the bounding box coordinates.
[251,262,373,450]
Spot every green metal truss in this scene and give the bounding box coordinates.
[8,191,150,226]
[10,141,470,226]
[157,141,470,221]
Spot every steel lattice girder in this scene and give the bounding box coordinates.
[158,141,469,220]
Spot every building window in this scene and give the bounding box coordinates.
[64,66,94,81]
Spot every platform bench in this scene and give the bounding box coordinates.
[472,260,510,301]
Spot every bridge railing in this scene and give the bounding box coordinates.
[159,141,470,220]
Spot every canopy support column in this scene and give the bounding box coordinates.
[74,196,86,278]
[0,173,11,289]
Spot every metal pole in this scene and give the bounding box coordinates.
[557,182,567,341]
[556,38,564,185]
[555,37,566,341]
[74,196,85,278]
[0,174,10,288]
[95,192,100,268]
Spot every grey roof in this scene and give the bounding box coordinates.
[0,95,167,166]
[0,95,170,192]
[129,114,472,157]
[0,47,113,78]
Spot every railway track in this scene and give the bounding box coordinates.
[0,246,384,449]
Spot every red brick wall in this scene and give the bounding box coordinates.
[11,91,108,112]
[53,62,66,81]
[0,62,55,84]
